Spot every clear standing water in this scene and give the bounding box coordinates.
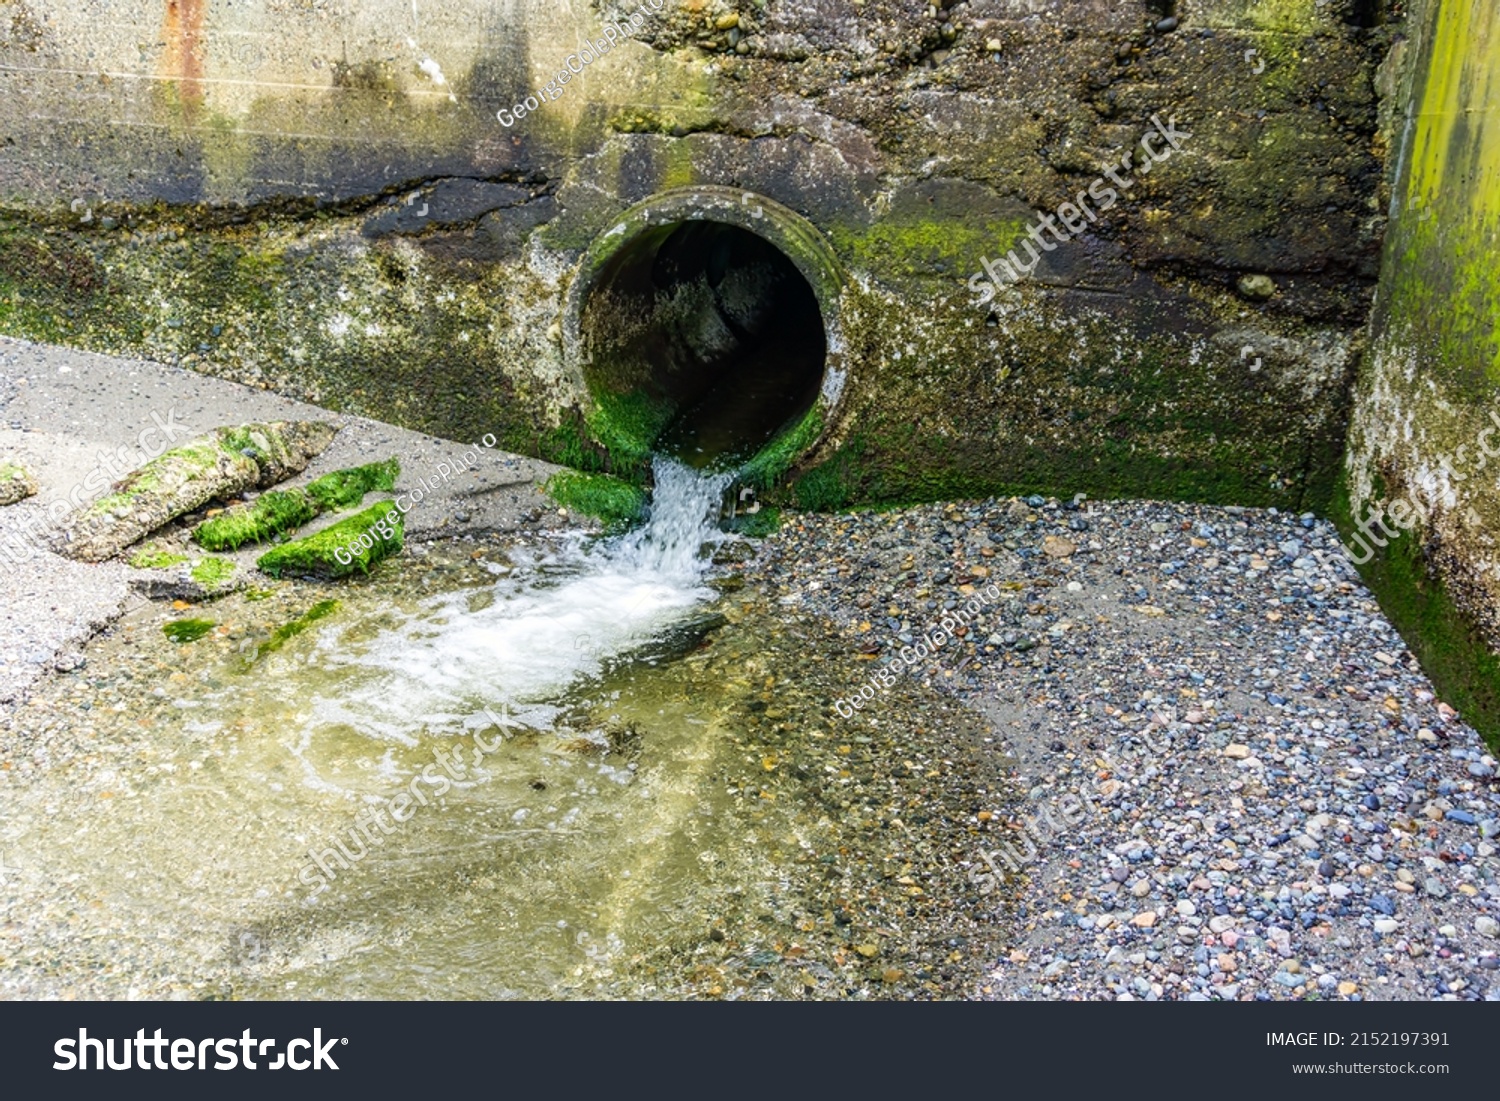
[3,458,791,999]
[1,456,1009,1001]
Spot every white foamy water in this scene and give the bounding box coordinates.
[301,457,736,742]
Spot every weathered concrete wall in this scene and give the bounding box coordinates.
[1340,0,1500,742]
[0,0,1390,507]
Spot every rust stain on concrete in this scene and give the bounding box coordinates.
[159,0,206,116]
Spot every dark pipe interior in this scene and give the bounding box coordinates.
[580,219,826,469]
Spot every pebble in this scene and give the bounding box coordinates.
[744,493,1500,1002]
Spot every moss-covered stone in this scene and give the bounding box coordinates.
[256,501,404,579]
[60,421,337,562]
[543,471,648,528]
[773,283,1356,514]
[190,556,238,588]
[129,550,244,602]
[1340,0,1500,748]
[221,422,341,488]
[64,436,260,562]
[724,506,781,538]
[0,206,562,458]
[0,462,37,506]
[193,457,401,550]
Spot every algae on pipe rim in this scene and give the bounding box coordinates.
[561,186,849,482]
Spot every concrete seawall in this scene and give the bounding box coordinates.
[0,0,1389,512]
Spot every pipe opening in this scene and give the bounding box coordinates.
[578,218,827,470]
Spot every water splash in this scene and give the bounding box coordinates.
[300,456,736,742]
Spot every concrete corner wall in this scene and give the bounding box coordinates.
[0,0,1389,509]
[1340,0,1500,745]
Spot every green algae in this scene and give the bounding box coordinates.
[828,216,1029,281]
[543,471,647,528]
[305,458,401,511]
[1338,0,1500,750]
[0,208,562,457]
[740,406,824,490]
[194,458,401,551]
[163,618,216,644]
[194,489,321,551]
[584,391,673,478]
[190,556,237,588]
[254,599,341,660]
[1332,481,1500,753]
[129,545,190,570]
[724,506,781,538]
[256,502,405,579]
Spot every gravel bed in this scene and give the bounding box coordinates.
[741,493,1500,1001]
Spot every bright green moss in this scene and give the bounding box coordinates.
[725,506,781,538]
[163,618,216,643]
[584,391,673,477]
[741,406,824,489]
[305,458,400,511]
[543,471,648,528]
[1332,481,1500,752]
[193,458,400,550]
[538,418,608,475]
[130,545,190,569]
[190,556,237,587]
[255,501,404,579]
[194,488,320,551]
